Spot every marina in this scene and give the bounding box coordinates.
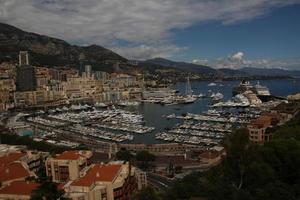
[5,79,300,148]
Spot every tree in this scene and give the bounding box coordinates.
[136,150,155,170]
[116,149,133,162]
[132,186,162,200]
[30,181,69,200]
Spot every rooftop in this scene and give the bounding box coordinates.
[71,164,122,187]
[0,181,39,196]
[0,162,30,183]
[54,150,92,160]
[0,152,26,164]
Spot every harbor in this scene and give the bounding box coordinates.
[4,79,300,149]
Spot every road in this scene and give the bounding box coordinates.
[147,172,174,191]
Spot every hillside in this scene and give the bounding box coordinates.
[0,23,128,72]
[240,67,300,78]
[144,58,219,75]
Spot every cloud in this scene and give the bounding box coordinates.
[0,0,299,59]
[192,59,209,65]
[192,52,300,70]
[231,52,244,61]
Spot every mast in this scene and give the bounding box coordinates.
[186,75,192,96]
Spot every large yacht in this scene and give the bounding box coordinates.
[232,80,253,96]
[233,80,271,102]
[253,81,271,96]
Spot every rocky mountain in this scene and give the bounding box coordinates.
[218,68,249,77]
[0,23,128,72]
[144,58,218,75]
[240,67,300,78]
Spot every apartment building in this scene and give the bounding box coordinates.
[64,162,137,200]
[46,150,93,183]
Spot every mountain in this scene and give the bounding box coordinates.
[0,23,128,72]
[240,67,300,78]
[218,68,249,77]
[144,58,218,75]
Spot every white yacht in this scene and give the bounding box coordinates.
[208,82,217,86]
[254,81,271,96]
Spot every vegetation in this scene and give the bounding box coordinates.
[30,181,68,200]
[132,186,164,200]
[116,148,133,161]
[129,114,300,200]
[115,149,156,170]
[135,112,300,200]
[136,150,156,170]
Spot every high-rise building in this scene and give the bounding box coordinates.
[84,65,92,78]
[16,51,37,91]
[79,53,85,76]
[16,66,37,91]
[18,51,29,66]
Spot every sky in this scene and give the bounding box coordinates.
[0,0,300,69]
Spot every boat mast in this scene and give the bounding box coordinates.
[186,75,192,96]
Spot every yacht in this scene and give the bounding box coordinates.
[232,80,253,96]
[208,82,217,87]
[253,81,271,96]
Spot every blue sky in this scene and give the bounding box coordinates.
[172,4,300,62]
[1,0,300,69]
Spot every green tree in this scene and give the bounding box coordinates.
[136,150,155,170]
[30,181,69,200]
[116,149,133,161]
[132,186,162,200]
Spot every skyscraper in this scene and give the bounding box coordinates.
[79,53,85,76]
[16,51,37,91]
[84,65,92,78]
[18,51,29,66]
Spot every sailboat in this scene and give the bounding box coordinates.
[183,76,197,104]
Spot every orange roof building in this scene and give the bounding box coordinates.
[0,152,35,185]
[64,162,137,200]
[46,150,93,183]
[0,181,40,200]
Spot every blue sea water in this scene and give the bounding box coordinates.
[125,79,300,144]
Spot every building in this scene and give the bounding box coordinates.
[0,152,36,186]
[135,168,147,190]
[84,65,92,78]
[247,115,279,144]
[16,51,37,92]
[19,51,30,66]
[0,181,40,200]
[16,65,37,91]
[46,150,93,183]
[64,162,137,200]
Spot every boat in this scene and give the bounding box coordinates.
[232,80,253,96]
[208,82,217,86]
[253,81,271,96]
[182,76,197,104]
[233,80,271,102]
[198,93,206,98]
[118,101,140,107]
[95,102,108,108]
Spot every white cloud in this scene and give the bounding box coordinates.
[231,52,244,61]
[192,59,209,65]
[0,0,299,59]
[193,52,300,70]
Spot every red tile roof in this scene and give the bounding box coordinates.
[0,152,26,164]
[0,162,30,182]
[71,164,122,187]
[55,151,82,160]
[0,152,30,183]
[0,181,40,196]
